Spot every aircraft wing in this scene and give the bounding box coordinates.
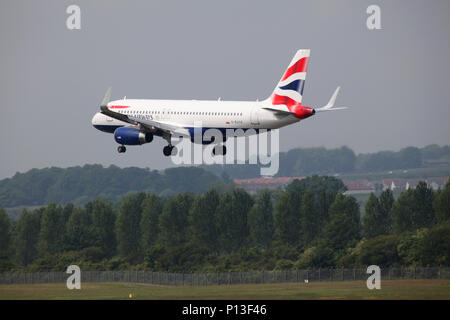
[100,106,190,137]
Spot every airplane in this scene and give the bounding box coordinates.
[91,49,347,156]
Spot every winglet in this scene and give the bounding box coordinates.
[316,86,348,112]
[100,87,112,107]
[324,86,340,109]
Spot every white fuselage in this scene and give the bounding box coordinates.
[92,99,300,135]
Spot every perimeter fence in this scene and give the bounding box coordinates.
[1,267,449,285]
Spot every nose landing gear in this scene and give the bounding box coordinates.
[117,145,126,153]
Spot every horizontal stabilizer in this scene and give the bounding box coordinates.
[315,107,348,112]
[262,107,295,116]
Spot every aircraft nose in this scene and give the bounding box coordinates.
[91,112,101,127]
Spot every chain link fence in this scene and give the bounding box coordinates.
[0,267,449,285]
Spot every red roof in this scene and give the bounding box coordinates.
[344,179,374,191]
[234,177,304,185]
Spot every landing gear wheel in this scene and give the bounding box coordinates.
[117,145,126,153]
[163,145,173,156]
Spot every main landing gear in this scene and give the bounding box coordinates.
[162,132,177,156]
[163,145,177,156]
[117,145,126,153]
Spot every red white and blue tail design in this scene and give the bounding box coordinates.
[271,49,310,108]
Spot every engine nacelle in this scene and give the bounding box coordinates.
[114,127,153,145]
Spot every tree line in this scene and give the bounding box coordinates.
[1,144,448,209]
[203,144,450,178]
[0,176,449,273]
[0,165,222,208]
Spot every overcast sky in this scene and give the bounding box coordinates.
[1,0,449,179]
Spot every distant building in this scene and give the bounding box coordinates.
[233,176,448,194]
[382,177,449,191]
[343,179,375,194]
[233,177,304,193]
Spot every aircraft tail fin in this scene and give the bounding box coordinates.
[268,49,310,110]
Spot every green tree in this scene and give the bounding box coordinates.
[0,208,10,260]
[392,182,435,233]
[37,203,65,256]
[413,181,435,226]
[215,192,234,253]
[358,235,400,267]
[363,193,381,238]
[362,191,393,238]
[140,194,163,249]
[189,189,220,250]
[295,242,335,268]
[88,199,116,256]
[274,189,302,246]
[378,189,394,230]
[230,189,253,249]
[396,229,426,266]
[300,189,318,247]
[65,207,95,251]
[433,180,450,223]
[420,220,450,266]
[421,144,450,160]
[158,193,194,247]
[62,203,74,223]
[324,194,361,251]
[116,192,146,260]
[286,175,346,195]
[216,189,253,252]
[391,190,415,234]
[316,188,336,237]
[248,190,274,248]
[14,209,41,266]
[398,146,422,169]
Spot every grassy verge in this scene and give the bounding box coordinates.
[0,279,449,300]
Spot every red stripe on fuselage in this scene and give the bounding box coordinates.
[108,105,130,109]
[281,57,309,81]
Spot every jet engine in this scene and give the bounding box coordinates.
[114,127,153,145]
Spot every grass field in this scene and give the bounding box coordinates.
[0,280,449,300]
